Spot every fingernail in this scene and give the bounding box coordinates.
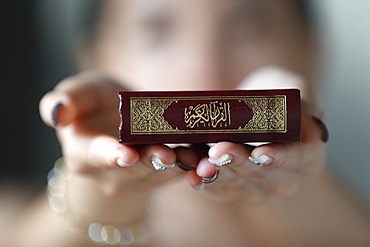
[201,170,219,184]
[192,183,205,191]
[311,116,329,143]
[151,156,175,171]
[117,158,132,168]
[176,160,195,171]
[249,155,273,166]
[208,154,233,167]
[51,102,64,127]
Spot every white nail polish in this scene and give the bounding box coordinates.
[208,154,233,167]
[151,156,175,171]
[192,183,205,191]
[117,158,128,167]
[249,155,273,166]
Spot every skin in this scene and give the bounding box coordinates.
[40,0,323,201]
[5,0,370,246]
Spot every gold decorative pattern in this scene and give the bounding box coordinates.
[130,96,287,134]
[131,98,179,134]
[240,97,287,132]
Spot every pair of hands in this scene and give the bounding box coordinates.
[40,69,327,205]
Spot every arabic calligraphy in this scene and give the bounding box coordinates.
[129,96,287,135]
[184,101,231,128]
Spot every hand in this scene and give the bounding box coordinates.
[39,71,186,199]
[194,113,326,204]
[192,66,328,205]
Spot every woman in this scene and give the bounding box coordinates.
[6,0,370,246]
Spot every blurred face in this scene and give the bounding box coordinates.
[91,0,312,90]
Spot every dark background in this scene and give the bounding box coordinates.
[1,2,63,186]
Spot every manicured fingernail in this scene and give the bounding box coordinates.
[51,102,63,127]
[117,158,132,167]
[201,170,219,184]
[249,155,273,166]
[176,160,195,171]
[151,156,175,171]
[192,183,205,191]
[208,154,233,167]
[311,116,329,143]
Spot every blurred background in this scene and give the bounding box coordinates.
[0,0,369,212]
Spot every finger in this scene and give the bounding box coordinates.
[250,114,326,174]
[207,142,253,167]
[198,142,303,203]
[84,144,179,197]
[196,142,247,179]
[206,142,271,179]
[208,142,254,170]
[138,144,178,172]
[185,170,204,190]
[174,147,198,171]
[197,157,268,204]
[196,156,219,179]
[173,147,204,189]
[39,71,124,127]
[59,126,139,173]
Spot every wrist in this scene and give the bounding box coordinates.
[47,158,156,246]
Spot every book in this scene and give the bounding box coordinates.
[118,89,301,144]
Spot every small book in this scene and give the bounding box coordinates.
[118,89,301,144]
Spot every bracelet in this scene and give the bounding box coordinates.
[47,158,158,246]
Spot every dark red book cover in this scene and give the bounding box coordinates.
[118,89,301,144]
